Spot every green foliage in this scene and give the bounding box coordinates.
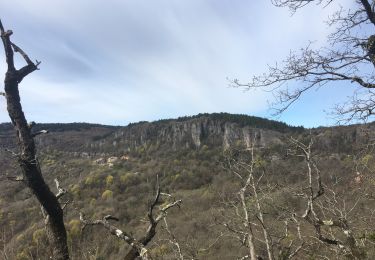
[106,175,114,187]
[32,228,46,245]
[68,219,81,238]
[89,198,97,207]
[368,232,375,242]
[101,190,113,200]
[16,251,29,260]
[70,184,81,198]
[153,112,304,133]
[254,155,266,168]
[361,154,373,165]
[120,172,140,187]
[85,174,101,187]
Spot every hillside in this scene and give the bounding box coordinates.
[0,113,374,259]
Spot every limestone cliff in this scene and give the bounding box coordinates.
[2,113,375,158]
[89,113,297,152]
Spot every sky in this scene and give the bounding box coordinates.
[0,0,357,127]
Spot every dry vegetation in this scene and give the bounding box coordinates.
[1,120,375,259]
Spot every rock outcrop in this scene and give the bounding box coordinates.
[89,114,292,152]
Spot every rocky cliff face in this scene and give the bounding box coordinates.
[89,114,290,153]
[1,114,295,156]
[5,113,373,157]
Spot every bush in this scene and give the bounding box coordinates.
[106,175,114,187]
[120,172,140,187]
[102,190,113,200]
[68,219,81,238]
[32,228,46,245]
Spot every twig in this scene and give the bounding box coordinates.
[80,175,182,260]
[11,42,41,67]
[80,212,152,259]
[55,178,67,199]
[6,175,24,182]
[3,148,20,158]
[32,129,49,137]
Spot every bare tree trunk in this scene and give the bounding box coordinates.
[0,20,69,260]
[251,173,273,260]
[239,172,257,260]
[239,146,273,260]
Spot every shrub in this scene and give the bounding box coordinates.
[102,190,113,200]
[70,184,80,198]
[106,175,114,187]
[32,228,46,245]
[68,219,81,238]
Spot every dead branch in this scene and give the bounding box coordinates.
[80,176,181,260]
[1,19,69,259]
[6,175,24,182]
[221,145,304,260]
[162,217,184,260]
[291,137,363,259]
[31,129,49,138]
[2,148,20,158]
[80,213,152,260]
[55,178,67,199]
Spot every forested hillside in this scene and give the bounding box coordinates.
[1,113,374,259]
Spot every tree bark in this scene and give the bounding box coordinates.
[1,20,69,260]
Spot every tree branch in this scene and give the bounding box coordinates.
[80,176,181,260]
[360,0,375,26]
[11,42,40,83]
[31,129,49,138]
[54,178,67,199]
[80,213,152,259]
[291,137,363,258]
[0,19,15,71]
[234,1,375,122]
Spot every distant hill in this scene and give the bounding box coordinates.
[0,113,303,152]
[1,112,374,156]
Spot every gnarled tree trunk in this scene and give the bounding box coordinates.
[0,20,69,260]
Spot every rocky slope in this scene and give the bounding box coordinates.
[89,113,301,153]
[2,112,374,157]
[0,113,303,155]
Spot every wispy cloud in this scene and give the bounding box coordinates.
[0,0,356,126]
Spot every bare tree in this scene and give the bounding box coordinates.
[218,136,375,259]
[160,217,185,260]
[219,146,303,260]
[80,178,182,260]
[0,20,70,259]
[233,0,375,122]
[288,137,374,259]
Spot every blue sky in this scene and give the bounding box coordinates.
[0,0,356,127]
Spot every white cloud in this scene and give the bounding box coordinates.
[0,0,359,126]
